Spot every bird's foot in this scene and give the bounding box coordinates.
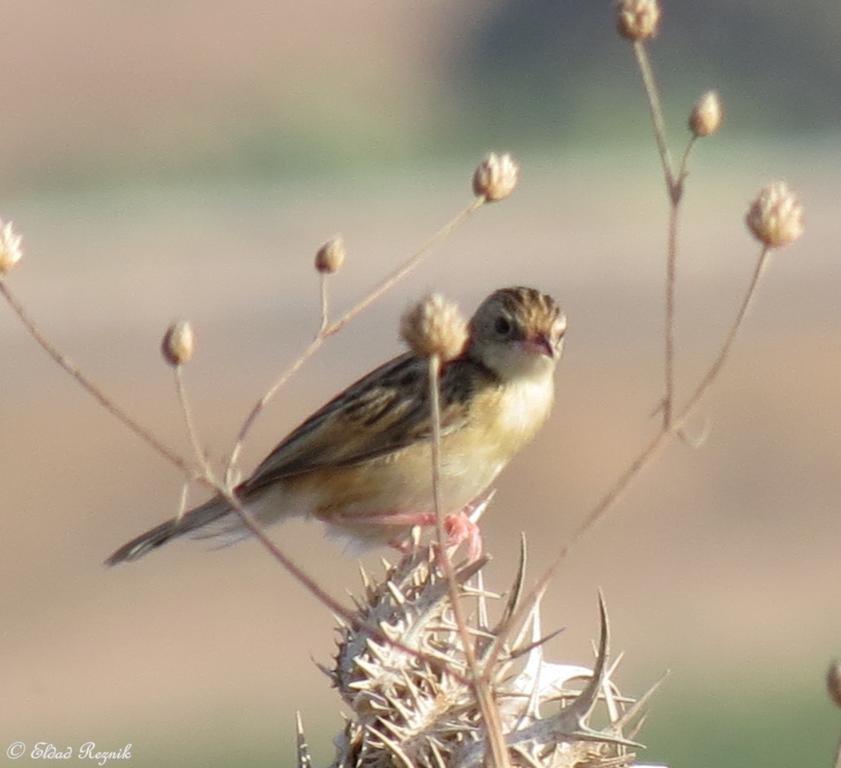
[376,507,485,563]
[443,510,483,563]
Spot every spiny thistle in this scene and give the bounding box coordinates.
[297,542,664,768]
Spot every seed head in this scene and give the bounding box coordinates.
[315,237,346,274]
[616,0,661,41]
[472,152,519,202]
[746,182,804,249]
[328,546,652,767]
[689,90,723,137]
[0,220,23,276]
[400,293,467,361]
[828,660,841,709]
[161,320,195,366]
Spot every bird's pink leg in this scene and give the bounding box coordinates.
[443,509,483,562]
[357,510,435,552]
[349,508,483,561]
[369,511,437,527]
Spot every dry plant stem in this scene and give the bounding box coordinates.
[219,487,356,620]
[174,366,214,479]
[663,202,678,428]
[217,483,465,682]
[323,197,484,337]
[427,355,511,768]
[633,41,676,194]
[676,136,698,192]
[319,273,329,334]
[482,245,772,677]
[225,196,484,482]
[663,139,698,429]
[678,246,769,414]
[633,45,698,428]
[174,480,190,525]
[225,333,324,485]
[0,281,198,479]
[662,132,695,428]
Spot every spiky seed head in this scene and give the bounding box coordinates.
[161,320,195,366]
[327,545,655,767]
[616,0,661,41]
[315,237,346,274]
[0,220,23,276]
[828,660,841,709]
[746,182,804,248]
[472,152,519,202]
[400,293,468,361]
[689,90,723,137]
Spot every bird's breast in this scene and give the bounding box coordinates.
[477,371,555,455]
[288,369,555,524]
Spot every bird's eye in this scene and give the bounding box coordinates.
[494,316,511,336]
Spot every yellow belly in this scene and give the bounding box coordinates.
[285,370,554,542]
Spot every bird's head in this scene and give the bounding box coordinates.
[468,286,566,381]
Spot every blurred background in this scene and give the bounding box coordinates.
[1,1,839,766]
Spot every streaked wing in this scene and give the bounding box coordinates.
[241,352,489,495]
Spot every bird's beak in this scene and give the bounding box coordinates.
[522,333,555,358]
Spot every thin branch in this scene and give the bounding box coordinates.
[632,41,676,195]
[633,39,684,429]
[218,483,467,684]
[219,487,357,621]
[633,39,699,430]
[675,247,770,418]
[174,479,191,525]
[675,135,698,195]
[225,333,324,485]
[663,136,698,429]
[319,273,329,334]
[224,196,485,483]
[0,281,198,479]
[174,365,214,480]
[324,197,484,337]
[427,354,511,768]
[663,200,679,428]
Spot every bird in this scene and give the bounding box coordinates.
[106,286,566,566]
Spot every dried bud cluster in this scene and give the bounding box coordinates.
[472,152,519,202]
[304,546,656,768]
[401,293,468,361]
[161,321,195,366]
[828,660,841,709]
[689,90,723,137]
[746,182,804,249]
[0,220,23,276]
[616,0,661,41]
[315,237,346,274]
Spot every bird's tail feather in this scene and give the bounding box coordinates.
[105,496,229,566]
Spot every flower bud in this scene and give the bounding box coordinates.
[315,237,345,274]
[616,0,661,41]
[689,90,723,137]
[828,660,841,709]
[745,182,804,249]
[472,152,519,202]
[400,293,468,362]
[161,320,195,366]
[0,220,23,276]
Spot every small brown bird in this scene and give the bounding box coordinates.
[106,287,566,565]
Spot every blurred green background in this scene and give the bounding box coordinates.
[1,2,840,767]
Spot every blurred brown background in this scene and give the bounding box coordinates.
[1,2,840,767]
